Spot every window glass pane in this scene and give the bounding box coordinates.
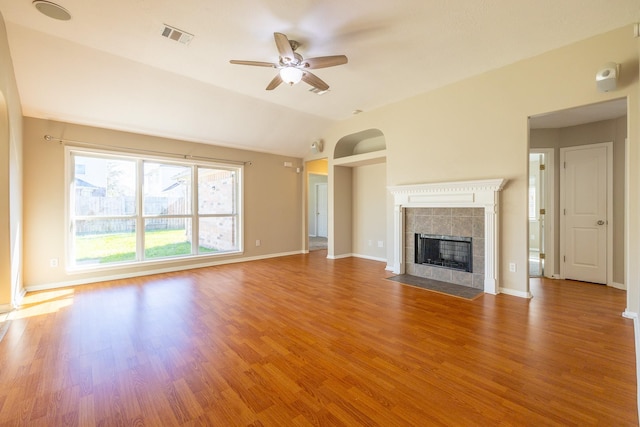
[144,162,191,215]
[198,168,236,214]
[199,217,238,252]
[74,155,136,216]
[144,218,192,259]
[69,149,242,270]
[74,219,136,265]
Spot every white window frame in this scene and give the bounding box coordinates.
[65,146,244,271]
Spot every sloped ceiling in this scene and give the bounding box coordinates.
[0,0,637,156]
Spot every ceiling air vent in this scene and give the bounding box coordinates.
[308,87,329,95]
[161,24,194,45]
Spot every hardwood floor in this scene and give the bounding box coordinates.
[0,251,637,426]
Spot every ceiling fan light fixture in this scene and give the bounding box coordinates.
[280,67,303,85]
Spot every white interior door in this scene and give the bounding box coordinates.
[561,144,609,284]
[316,183,328,237]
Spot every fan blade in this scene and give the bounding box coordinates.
[302,55,348,69]
[274,32,294,63]
[230,60,277,68]
[266,74,283,90]
[301,71,329,91]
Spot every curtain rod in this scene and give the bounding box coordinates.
[43,135,252,166]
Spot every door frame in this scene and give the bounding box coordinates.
[559,142,613,285]
[529,148,555,278]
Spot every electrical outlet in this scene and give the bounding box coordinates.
[509,262,516,273]
[255,240,261,247]
[377,241,384,248]
[50,258,59,268]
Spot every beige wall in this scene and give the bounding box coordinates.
[531,117,627,284]
[352,162,387,260]
[317,25,638,305]
[0,12,23,310]
[22,117,303,288]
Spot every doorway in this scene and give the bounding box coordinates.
[306,159,328,252]
[529,152,545,277]
[529,98,626,289]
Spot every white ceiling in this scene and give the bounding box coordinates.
[529,98,628,129]
[0,0,637,157]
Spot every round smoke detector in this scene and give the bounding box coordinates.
[33,1,71,21]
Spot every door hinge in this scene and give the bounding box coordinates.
[539,208,545,215]
[539,164,545,171]
[563,208,566,215]
[563,255,566,262]
[540,253,545,259]
[563,161,566,169]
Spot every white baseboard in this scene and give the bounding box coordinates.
[351,253,387,263]
[622,310,640,421]
[610,281,626,290]
[499,287,533,299]
[385,264,395,272]
[327,253,352,260]
[13,287,26,308]
[24,250,304,293]
[0,303,12,314]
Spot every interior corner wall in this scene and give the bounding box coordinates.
[22,117,303,289]
[330,165,352,257]
[317,25,639,304]
[0,11,23,310]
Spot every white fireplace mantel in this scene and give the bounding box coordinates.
[388,179,507,295]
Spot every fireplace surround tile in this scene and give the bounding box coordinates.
[432,215,452,235]
[404,207,483,289]
[432,267,453,282]
[432,207,451,216]
[473,238,485,257]
[451,216,473,237]
[472,274,485,289]
[472,216,485,238]
[473,256,485,274]
[452,270,473,287]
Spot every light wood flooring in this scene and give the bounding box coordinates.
[0,251,637,426]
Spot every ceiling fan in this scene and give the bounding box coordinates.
[230,32,348,91]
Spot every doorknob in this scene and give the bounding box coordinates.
[597,220,605,225]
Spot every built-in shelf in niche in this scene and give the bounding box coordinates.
[334,128,386,166]
[333,150,387,167]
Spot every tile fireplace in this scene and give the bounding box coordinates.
[388,179,506,294]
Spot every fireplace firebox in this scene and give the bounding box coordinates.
[415,234,472,273]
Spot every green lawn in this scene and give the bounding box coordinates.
[75,229,217,264]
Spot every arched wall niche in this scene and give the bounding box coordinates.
[334,128,386,159]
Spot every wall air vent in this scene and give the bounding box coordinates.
[161,24,194,45]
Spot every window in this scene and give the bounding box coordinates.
[68,148,242,269]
